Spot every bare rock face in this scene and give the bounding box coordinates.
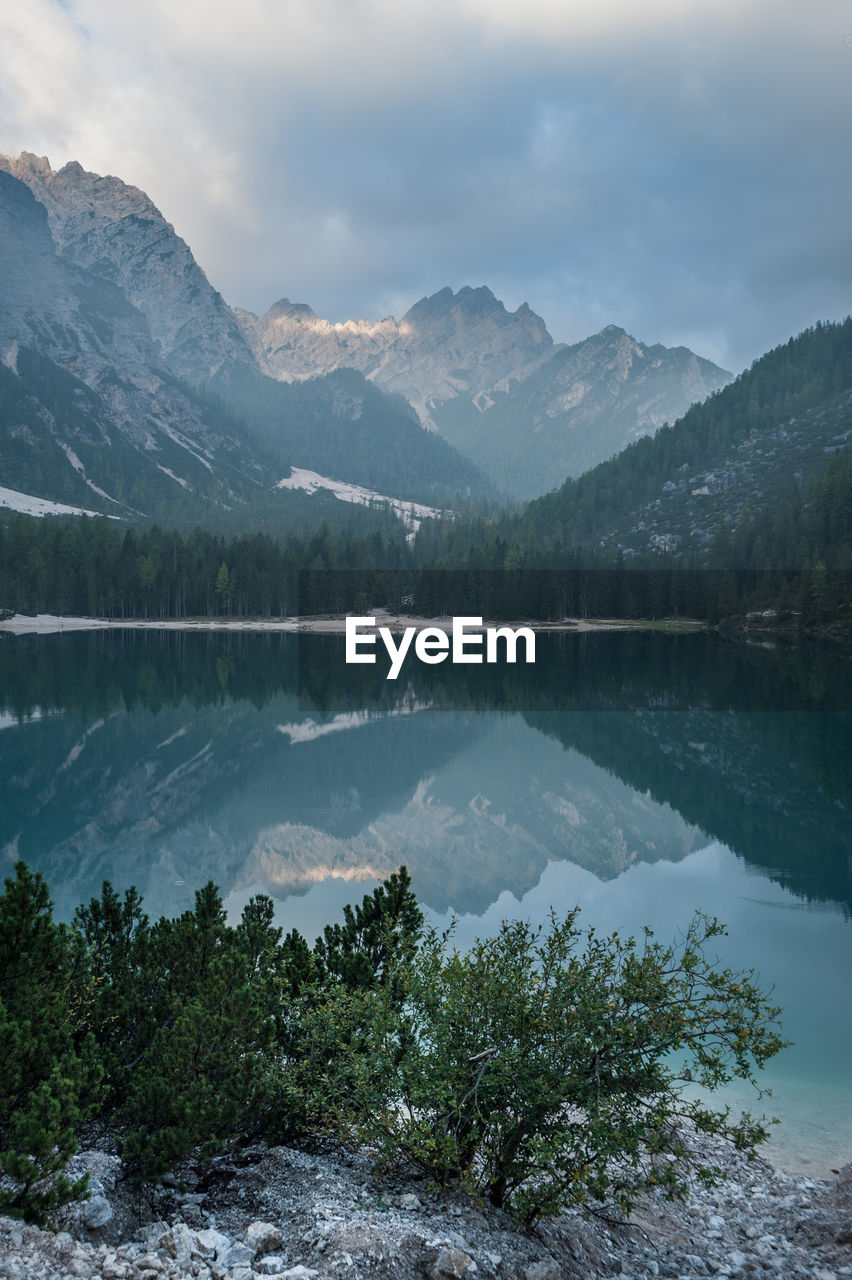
[237,285,555,430]
[437,322,734,497]
[239,286,732,495]
[0,166,271,517]
[0,153,256,382]
[0,168,154,381]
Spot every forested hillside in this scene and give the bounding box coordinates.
[521,319,852,563]
[208,365,490,505]
[414,320,852,581]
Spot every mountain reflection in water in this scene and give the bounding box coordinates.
[0,628,849,1174]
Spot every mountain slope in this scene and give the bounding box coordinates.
[521,319,852,564]
[432,325,733,498]
[0,152,255,383]
[210,363,490,505]
[239,286,732,497]
[0,168,282,524]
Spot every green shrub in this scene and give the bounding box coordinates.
[117,884,283,1181]
[313,867,424,992]
[331,910,787,1224]
[0,863,99,1222]
[73,881,150,1115]
[275,867,424,1136]
[0,863,788,1222]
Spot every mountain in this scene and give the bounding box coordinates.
[239,286,733,498]
[520,319,852,566]
[0,156,489,528]
[236,285,555,429]
[431,325,733,499]
[2,152,735,512]
[0,166,284,526]
[0,151,254,384]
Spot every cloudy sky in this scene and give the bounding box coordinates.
[2,0,851,371]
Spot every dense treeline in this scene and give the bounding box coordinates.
[0,863,784,1225]
[4,626,848,725]
[2,510,850,627]
[0,515,408,620]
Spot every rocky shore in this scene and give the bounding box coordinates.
[0,1137,849,1280]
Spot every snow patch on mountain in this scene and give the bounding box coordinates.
[59,444,127,506]
[158,423,214,472]
[0,484,121,520]
[157,465,190,489]
[276,467,450,537]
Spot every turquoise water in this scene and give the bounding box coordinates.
[1,628,849,1174]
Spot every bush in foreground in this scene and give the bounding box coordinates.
[320,911,787,1224]
[0,863,786,1225]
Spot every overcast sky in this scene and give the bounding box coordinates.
[2,0,851,372]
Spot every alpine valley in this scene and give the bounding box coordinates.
[1,152,735,533]
[1,151,851,612]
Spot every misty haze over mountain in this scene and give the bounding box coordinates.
[0,152,734,515]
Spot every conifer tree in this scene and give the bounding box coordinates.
[0,863,98,1222]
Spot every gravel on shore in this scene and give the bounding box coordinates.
[0,1135,849,1280]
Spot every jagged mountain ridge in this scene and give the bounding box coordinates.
[0,156,489,523]
[239,286,733,497]
[431,324,734,498]
[0,151,255,384]
[0,168,278,523]
[236,285,555,429]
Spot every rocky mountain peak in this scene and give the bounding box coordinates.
[402,284,551,341]
[269,298,317,320]
[0,152,255,383]
[238,283,556,428]
[8,150,53,179]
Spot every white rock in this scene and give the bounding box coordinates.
[243,1221,283,1256]
[524,1262,562,1280]
[432,1246,475,1278]
[195,1227,231,1259]
[157,1223,199,1265]
[81,1193,113,1229]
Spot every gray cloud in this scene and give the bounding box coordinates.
[2,0,851,371]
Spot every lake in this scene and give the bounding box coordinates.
[1,627,850,1176]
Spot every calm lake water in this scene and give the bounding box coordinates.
[1,628,850,1175]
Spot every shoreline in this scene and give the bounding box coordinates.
[1,1137,849,1280]
[0,611,706,636]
